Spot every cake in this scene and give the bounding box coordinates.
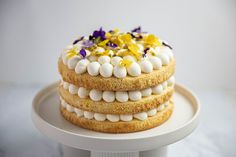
[58,27,175,133]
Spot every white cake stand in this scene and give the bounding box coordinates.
[32,82,200,157]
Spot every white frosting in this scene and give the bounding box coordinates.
[141,88,152,97]
[98,56,111,64]
[106,114,120,122]
[87,62,101,76]
[84,111,94,119]
[137,44,144,51]
[66,104,74,112]
[113,65,127,78]
[74,108,83,117]
[120,115,133,122]
[63,82,69,90]
[95,47,105,53]
[139,60,153,73]
[161,47,174,59]
[99,63,113,77]
[162,81,168,90]
[167,76,175,86]
[127,62,141,77]
[88,55,97,62]
[152,84,163,95]
[67,56,80,69]
[134,112,148,121]
[128,91,142,101]
[115,91,129,102]
[78,87,90,98]
[60,97,169,122]
[68,84,78,94]
[62,76,175,102]
[147,108,157,116]
[149,57,162,70]
[111,56,122,66]
[102,91,115,102]
[75,59,90,74]
[89,89,103,101]
[157,104,165,111]
[94,113,106,121]
[157,53,170,66]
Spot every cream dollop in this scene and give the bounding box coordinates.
[87,62,101,76]
[162,81,168,90]
[106,114,120,122]
[74,108,83,117]
[141,88,152,97]
[123,55,136,62]
[134,112,148,121]
[102,91,115,102]
[78,87,90,98]
[149,57,162,70]
[152,84,163,95]
[147,108,157,116]
[68,84,78,95]
[84,111,94,119]
[89,89,102,101]
[75,59,90,74]
[99,63,113,77]
[98,56,111,64]
[115,91,129,102]
[157,104,165,111]
[167,76,175,86]
[128,91,142,101]
[113,65,127,78]
[120,115,133,122]
[139,60,153,73]
[161,47,174,59]
[94,113,106,121]
[61,99,67,108]
[157,53,170,66]
[63,81,69,90]
[67,56,80,69]
[127,62,141,77]
[111,56,122,66]
[66,104,74,112]
[88,55,97,62]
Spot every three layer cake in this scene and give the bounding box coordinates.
[58,27,175,133]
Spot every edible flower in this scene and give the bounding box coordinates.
[162,41,173,50]
[131,26,142,33]
[92,27,106,40]
[143,47,150,57]
[66,47,78,59]
[107,42,117,48]
[119,59,132,67]
[127,43,142,59]
[144,34,162,46]
[98,39,109,47]
[79,49,86,58]
[82,40,94,48]
[73,36,84,45]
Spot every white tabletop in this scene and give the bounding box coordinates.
[0,83,236,157]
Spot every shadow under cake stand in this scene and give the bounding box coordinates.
[32,82,200,157]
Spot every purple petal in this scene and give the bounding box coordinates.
[82,40,94,48]
[73,36,84,45]
[131,26,141,33]
[107,42,117,48]
[144,48,150,54]
[162,41,173,50]
[79,49,86,58]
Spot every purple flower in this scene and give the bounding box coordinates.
[82,40,94,48]
[143,48,150,57]
[107,42,117,48]
[79,49,86,58]
[92,27,106,40]
[162,41,173,50]
[73,36,84,45]
[131,26,142,33]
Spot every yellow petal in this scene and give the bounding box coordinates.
[119,59,133,67]
[120,34,132,44]
[98,39,109,47]
[66,47,78,59]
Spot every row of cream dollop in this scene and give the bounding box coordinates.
[60,97,169,122]
[61,46,174,78]
[61,76,174,103]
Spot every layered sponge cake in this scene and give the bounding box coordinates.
[58,27,175,133]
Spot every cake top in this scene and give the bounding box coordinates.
[61,27,174,78]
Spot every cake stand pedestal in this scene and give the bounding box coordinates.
[32,82,200,157]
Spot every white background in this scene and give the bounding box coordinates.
[0,0,236,90]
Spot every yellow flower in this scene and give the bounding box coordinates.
[66,47,78,59]
[105,32,112,39]
[92,49,110,56]
[119,59,132,67]
[127,43,142,59]
[116,49,129,57]
[98,39,109,47]
[144,34,162,46]
[119,34,132,44]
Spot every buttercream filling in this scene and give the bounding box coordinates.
[61,76,175,103]
[60,97,170,122]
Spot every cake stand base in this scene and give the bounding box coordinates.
[32,82,200,157]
